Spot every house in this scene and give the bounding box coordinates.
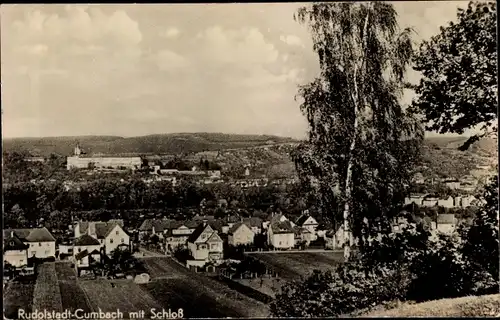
[3,232,29,268]
[295,213,319,236]
[294,227,315,245]
[165,221,196,253]
[263,213,291,230]
[435,214,456,234]
[422,196,439,207]
[413,172,425,184]
[74,220,130,255]
[74,249,102,269]
[404,194,427,206]
[228,223,255,246]
[186,223,224,267]
[325,226,355,250]
[242,217,263,234]
[437,196,454,208]
[73,234,101,257]
[443,178,460,190]
[267,220,295,249]
[138,219,171,240]
[460,195,477,208]
[4,228,56,259]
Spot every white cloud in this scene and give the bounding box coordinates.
[279,34,304,47]
[232,66,304,88]
[10,6,142,56]
[156,49,190,70]
[196,26,279,65]
[161,27,180,39]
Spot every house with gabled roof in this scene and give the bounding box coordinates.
[3,231,29,268]
[138,218,172,240]
[3,227,56,259]
[74,220,130,255]
[267,219,295,249]
[242,217,263,234]
[187,223,224,267]
[228,222,254,246]
[295,213,319,236]
[435,213,456,234]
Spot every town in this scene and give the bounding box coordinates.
[4,136,497,318]
[3,1,498,319]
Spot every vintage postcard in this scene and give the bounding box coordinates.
[2,2,498,319]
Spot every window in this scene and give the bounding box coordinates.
[45,250,49,255]
[121,238,124,243]
[78,248,81,252]
[110,239,114,244]
[39,243,42,247]
[9,241,14,246]
[279,241,282,245]
[116,231,119,235]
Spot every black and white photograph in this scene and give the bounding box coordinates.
[1,2,498,319]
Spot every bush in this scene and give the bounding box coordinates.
[272,207,499,317]
[271,260,411,317]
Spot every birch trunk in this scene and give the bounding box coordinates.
[343,4,371,262]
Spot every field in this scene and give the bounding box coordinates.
[3,281,36,319]
[32,263,64,312]
[4,259,269,319]
[54,262,92,313]
[141,257,270,318]
[247,251,345,280]
[80,280,162,317]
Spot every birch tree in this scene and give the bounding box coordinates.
[292,2,423,261]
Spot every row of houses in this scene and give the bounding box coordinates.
[404,194,478,208]
[4,220,132,276]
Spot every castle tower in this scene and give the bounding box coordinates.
[74,143,82,156]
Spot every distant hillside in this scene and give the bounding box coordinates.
[3,134,496,181]
[2,133,299,157]
[425,135,497,157]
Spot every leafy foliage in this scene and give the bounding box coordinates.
[291,2,423,249]
[411,2,497,144]
[272,176,499,317]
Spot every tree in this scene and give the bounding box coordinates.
[292,2,423,261]
[460,175,499,292]
[410,2,497,150]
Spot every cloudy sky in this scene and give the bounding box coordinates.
[1,2,469,139]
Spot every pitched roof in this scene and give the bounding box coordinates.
[3,233,29,252]
[295,214,317,226]
[75,249,89,260]
[77,221,126,239]
[207,231,223,243]
[270,213,285,224]
[271,220,294,234]
[139,219,173,233]
[74,234,100,246]
[226,215,241,223]
[208,219,224,233]
[228,222,249,235]
[242,217,263,228]
[3,228,56,242]
[187,223,211,243]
